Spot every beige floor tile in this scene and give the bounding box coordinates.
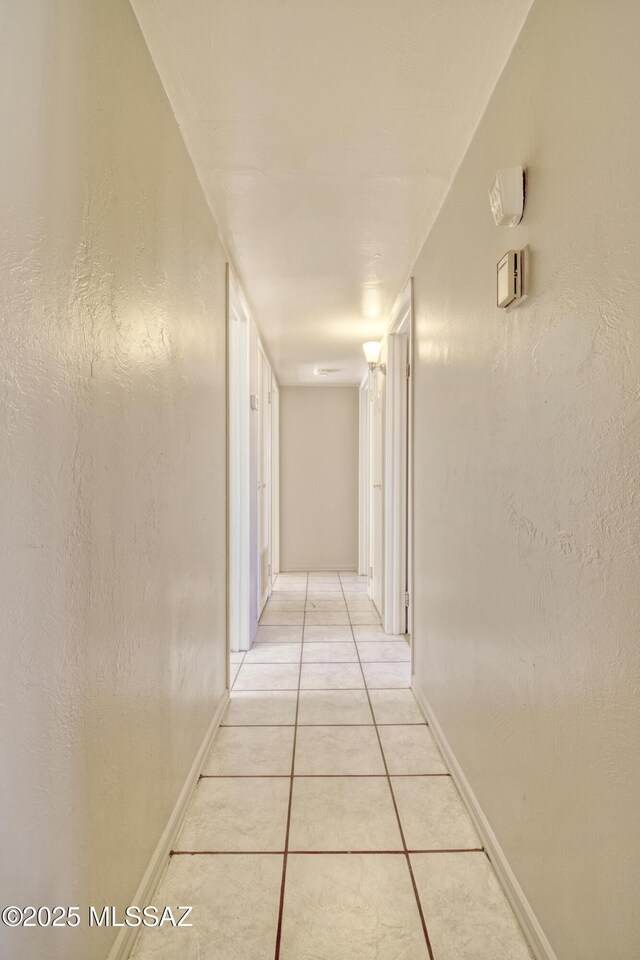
[263,598,306,611]
[345,600,378,611]
[305,599,347,611]
[223,691,298,726]
[378,725,447,775]
[259,611,305,626]
[410,853,533,959]
[131,854,282,960]
[233,663,300,691]
[349,611,382,624]
[300,662,364,689]
[357,640,411,662]
[362,661,411,688]
[289,777,402,851]
[305,611,350,625]
[244,642,302,663]
[269,589,307,601]
[368,690,424,725]
[175,778,289,851]
[295,725,384,775]
[352,625,386,640]
[297,689,373,725]
[255,625,303,643]
[280,854,429,960]
[303,625,353,642]
[230,651,245,664]
[302,641,358,662]
[306,589,344,598]
[230,662,242,687]
[203,726,294,776]
[393,777,481,849]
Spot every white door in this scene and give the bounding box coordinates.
[257,346,272,612]
[369,367,384,615]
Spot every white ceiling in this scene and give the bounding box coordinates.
[131,0,533,385]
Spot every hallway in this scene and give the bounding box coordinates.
[4,2,640,958]
[132,572,531,960]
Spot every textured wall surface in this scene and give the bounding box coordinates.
[411,2,640,958]
[0,2,227,958]
[280,387,359,571]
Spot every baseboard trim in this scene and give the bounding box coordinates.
[411,679,558,960]
[108,690,230,960]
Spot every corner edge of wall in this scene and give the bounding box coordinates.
[107,690,230,960]
[411,678,559,960]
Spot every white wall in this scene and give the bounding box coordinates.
[280,387,358,571]
[411,2,640,958]
[0,2,227,958]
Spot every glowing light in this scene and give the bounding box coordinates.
[362,341,382,365]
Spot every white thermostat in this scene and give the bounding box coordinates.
[497,249,525,308]
[489,165,525,226]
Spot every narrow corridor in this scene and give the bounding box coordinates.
[132,572,532,960]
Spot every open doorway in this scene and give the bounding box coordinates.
[369,366,384,615]
[227,268,251,656]
[257,341,272,612]
[227,266,279,666]
[360,279,413,637]
[384,279,413,637]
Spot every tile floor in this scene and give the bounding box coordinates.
[132,571,533,960]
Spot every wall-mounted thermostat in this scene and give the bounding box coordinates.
[497,249,525,308]
[489,165,525,226]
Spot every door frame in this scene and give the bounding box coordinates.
[227,266,252,654]
[358,376,369,577]
[257,341,272,614]
[368,365,385,615]
[383,279,413,636]
[271,377,280,579]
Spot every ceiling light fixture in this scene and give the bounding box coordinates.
[362,341,386,374]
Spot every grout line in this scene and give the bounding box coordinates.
[199,773,451,779]
[272,571,308,960]
[232,686,409,692]
[242,656,411,667]
[339,574,436,960]
[220,722,426,728]
[171,848,484,856]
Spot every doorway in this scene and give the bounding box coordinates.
[257,343,272,613]
[228,268,251,653]
[383,279,413,637]
[361,279,413,637]
[227,267,278,659]
[369,366,384,615]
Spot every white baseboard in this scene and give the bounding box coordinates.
[411,679,558,960]
[108,691,230,960]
